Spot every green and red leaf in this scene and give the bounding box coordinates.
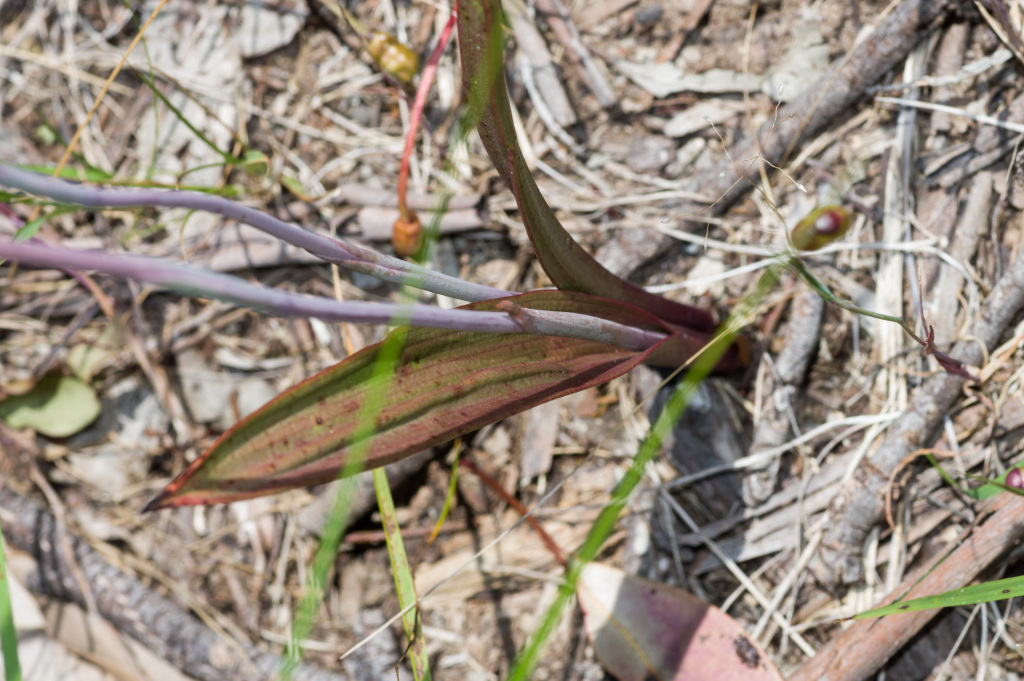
[456,0,716,333]
[145,291,703,509]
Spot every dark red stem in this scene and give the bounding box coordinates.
[459,457,567,567]
[397,11,458,222]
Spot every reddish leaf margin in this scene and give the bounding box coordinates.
[145,291,690,509]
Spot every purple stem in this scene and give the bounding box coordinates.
[0,240,667,351]
[0,163,511,303]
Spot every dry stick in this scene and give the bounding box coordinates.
[0,487,350,681]
[458,458,567,567]
[810,247,1024,588]
[594,0,958,278]
[507,0,578,132]
[742,287,825,506]
[789,490,1024,681]
[531,0,618,110]
[928,173,991,347]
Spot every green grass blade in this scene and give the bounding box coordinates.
[280,476,357,681]
[13,206,79,242]
[433,444,461,542]
[0,523,22,681]
[506,267,779,680]
[373,468,431,680]
[855,574,1024,619]
[133,69,241,167]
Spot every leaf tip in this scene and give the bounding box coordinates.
[141,491,172,513]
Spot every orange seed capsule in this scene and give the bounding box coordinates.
[790,205,851,251]
[367,31,419,83]
[392,211,423,257]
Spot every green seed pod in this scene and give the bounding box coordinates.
[367,31,419,83]
[790,205,851,251]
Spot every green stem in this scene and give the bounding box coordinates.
[506,265,780,680]
[789,256,927,345]
[0,523,22,681]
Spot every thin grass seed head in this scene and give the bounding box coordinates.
[789,205,851,251]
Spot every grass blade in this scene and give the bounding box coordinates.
[506,267,778,680]
[373,468,431,680]
[0,523,21,681]
[854,574,1024,619]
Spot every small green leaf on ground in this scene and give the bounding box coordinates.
[241,150,270,175]
[0,373,101,438]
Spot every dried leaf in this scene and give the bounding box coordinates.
[578,562,782,681]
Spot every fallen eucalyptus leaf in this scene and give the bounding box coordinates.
[577,562,782,681]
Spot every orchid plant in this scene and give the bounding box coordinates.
[2,1,746,512]
[0,0,967,512]
[0,1,990,679]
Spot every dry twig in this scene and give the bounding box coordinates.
[595,0,958,277]
[811,247,1024,587]
[0,486,352,681]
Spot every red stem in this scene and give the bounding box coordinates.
[397,10,458,222]
[459,457,567,567]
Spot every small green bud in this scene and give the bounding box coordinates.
[790,205,850,251]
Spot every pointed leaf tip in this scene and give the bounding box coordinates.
[456,0,717,333]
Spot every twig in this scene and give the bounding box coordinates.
[810,245,1024,588]
[742,287,825,505]
[594,0,958,278]
[532,0,618,110]
[789,490,1024,681]
[459,457,566,567]
[0,486,349,681]
[876,96,1024,134]
[28,464,97,616]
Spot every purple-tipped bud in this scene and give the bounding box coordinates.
[790,205,851,251]
[1006,467,1024,490]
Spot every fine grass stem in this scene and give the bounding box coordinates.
[505,266,778,680]
[0,523,21,681]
